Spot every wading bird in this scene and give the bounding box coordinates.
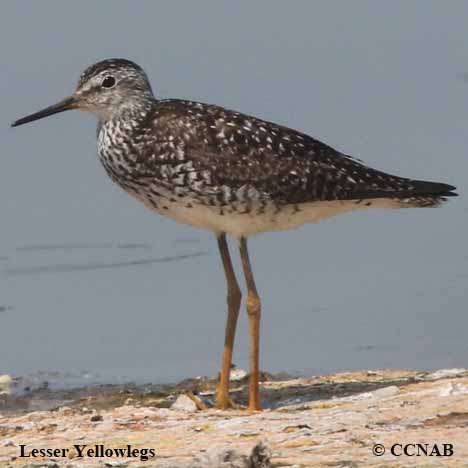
[12,59,457,410]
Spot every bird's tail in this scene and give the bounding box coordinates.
[350,178,458,209]
[389,180,458,208]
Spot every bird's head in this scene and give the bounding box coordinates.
[12,58,154,127]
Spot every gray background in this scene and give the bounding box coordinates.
[1,1,467,387]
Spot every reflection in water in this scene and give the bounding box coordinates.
[4,252,207,276]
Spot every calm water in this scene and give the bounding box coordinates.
[1,2,467,388]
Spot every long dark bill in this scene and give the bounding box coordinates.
[11,96,77,127]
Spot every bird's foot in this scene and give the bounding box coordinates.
[215,389,241,410]
[184,391,208,410]
[247,402,261,411]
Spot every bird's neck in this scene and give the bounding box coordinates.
[98,96,155,126]
[97,100,156,159]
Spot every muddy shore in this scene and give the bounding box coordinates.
[1,368,467,467]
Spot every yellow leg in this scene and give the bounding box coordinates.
[239,237,261,410]
[216,233,242,409]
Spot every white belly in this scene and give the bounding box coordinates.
[133,194,401,239]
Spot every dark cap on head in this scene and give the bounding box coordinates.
[78,58,144,86]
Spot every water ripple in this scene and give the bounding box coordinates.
[4,252,207,276]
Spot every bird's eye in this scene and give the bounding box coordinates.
[101,76,116,88]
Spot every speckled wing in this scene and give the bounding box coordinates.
[147,100,456,205]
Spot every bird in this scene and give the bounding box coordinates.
[12,58,457,410]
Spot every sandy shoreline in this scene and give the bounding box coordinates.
[1,368,468,467]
